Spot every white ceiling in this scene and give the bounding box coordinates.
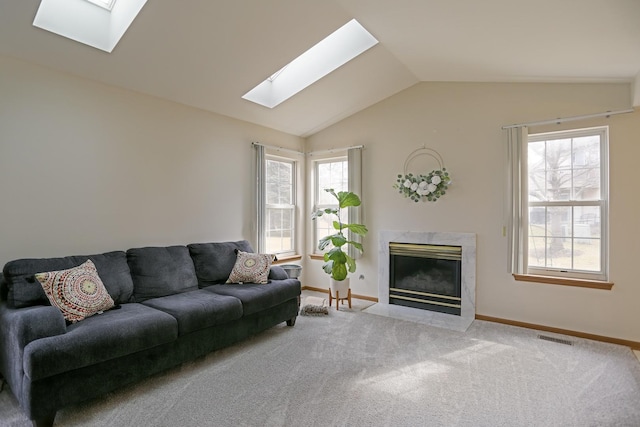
[1,0,639,137]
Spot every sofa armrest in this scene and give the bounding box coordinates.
[0,302,66,396]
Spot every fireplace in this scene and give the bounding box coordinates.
[389,243,462,315]
[364,230,476,332]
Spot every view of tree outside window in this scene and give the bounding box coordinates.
[265,158,295,255]
[314,159,348,252]
[527,127,607,277]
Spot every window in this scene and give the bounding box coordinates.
[313,158,348,253]
[33,0,147,53]
[524,127,608,281]
[85,0,117,11]
[242,19,378,108]
[264,156,296,256]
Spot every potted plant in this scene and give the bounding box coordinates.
[311,189,368,309]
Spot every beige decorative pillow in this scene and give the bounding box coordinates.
[35,260,114,323]
[226,250,274,284]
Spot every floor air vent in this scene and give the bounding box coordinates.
[538,334,574,346]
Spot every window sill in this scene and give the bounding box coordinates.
[513,274,613,290]
[273,254,302,264]
[309,254,324,260]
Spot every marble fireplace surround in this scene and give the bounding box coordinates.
[363,230,476,332]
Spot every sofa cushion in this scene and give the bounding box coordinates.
[187,240,254,287]
[23,303,178,381]
[205,279,301,316]
[268,266,289,281]
[226,251,274,284]
[142,289,243,335]
[127,246,198,303]
[34,260,115,323]
[3,251,134,308]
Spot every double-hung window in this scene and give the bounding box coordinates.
[264,156,296,256]
[524,126,609,281]
[313,158,348,254]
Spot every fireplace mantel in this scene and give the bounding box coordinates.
[363,230,476,332]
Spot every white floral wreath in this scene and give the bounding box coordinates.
[394,147,451,202]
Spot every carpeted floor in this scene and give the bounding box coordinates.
[2,294,640,427]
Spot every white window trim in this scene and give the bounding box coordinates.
[312,156,348,255]
[265,154,297,257]
[522,126,609,282]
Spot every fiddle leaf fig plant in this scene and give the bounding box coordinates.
[311,189,368,281]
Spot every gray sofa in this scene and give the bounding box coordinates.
[0,240,301,427]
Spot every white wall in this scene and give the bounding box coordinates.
[305,82,640,343]
[0,56,304,265]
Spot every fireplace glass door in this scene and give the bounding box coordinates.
[389,243,462,315]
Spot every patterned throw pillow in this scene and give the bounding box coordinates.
[35,260,115,323]
[226,250,274,284]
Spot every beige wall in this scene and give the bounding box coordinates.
[0,56,304,265]
[2,55,639,343]
[305,82,640,342]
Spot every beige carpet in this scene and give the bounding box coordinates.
[2,296,640,426]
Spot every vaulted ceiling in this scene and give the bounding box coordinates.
[1,0,639,137]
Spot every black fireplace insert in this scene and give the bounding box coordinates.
[389,243,462,315]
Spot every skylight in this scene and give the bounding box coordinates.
[33,0,147,53]
[242,19,379,109]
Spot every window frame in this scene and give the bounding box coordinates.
[312,156,349,255]
[523,126,609,282]
[264,154,297,257]
[85,0,117,11]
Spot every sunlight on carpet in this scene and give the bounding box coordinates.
[356,360,451,398]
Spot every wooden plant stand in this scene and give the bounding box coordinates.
[328,288,352,310]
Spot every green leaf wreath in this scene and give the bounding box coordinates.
[394,169,451,202]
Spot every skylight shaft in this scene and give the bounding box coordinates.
[33,0,147,53]
[242,19,379,108]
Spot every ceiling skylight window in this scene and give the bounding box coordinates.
[84,0,117,11]
[33,0,147,53]
[242,19,379,109]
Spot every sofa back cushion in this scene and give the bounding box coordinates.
[127,246,198,302]
[187,240,254,287]
[2,251,134,308]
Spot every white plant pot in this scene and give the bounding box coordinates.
[329,277,350,298]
